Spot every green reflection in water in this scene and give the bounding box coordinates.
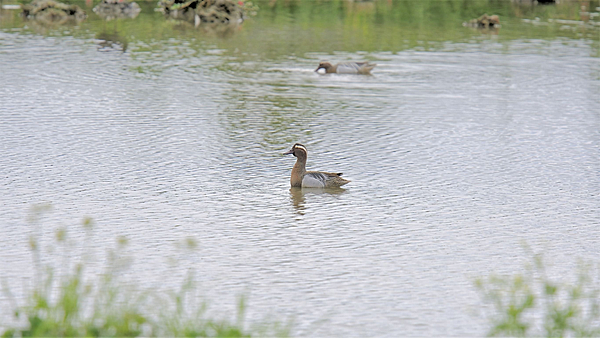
[221,87,318,147]
[1,0,597,56]
[0,0,597,150]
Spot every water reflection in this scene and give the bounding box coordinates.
[289,187,347,215]
[0,1,599,337]
[2,0,597,51]
[219,88,318,148]
[289,187,305,213]
[196,20,243,37]
[96,21,128,51]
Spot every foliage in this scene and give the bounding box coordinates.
[475,247,600,337]
[1,204,290,338]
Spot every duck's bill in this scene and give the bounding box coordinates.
[283,149,294,155]
[315,68,326,74]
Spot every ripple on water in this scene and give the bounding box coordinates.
[0,31,599,337]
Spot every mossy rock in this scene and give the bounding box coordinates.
[22,0,86,23]
[93,0,141,20]
[158,0,244,25]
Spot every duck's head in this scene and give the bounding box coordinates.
[315,62,333,74]
[283,143,307,158]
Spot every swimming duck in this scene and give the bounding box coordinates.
[283,143,350,188]
[315,61,376,75]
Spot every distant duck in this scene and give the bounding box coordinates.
[284,143,350,188]
[315,61,376,75]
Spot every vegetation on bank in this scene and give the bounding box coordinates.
[475,245,600,337]
[1,205,291,337]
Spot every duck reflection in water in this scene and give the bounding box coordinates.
[97,30,128,52]
[289,186,347,215]
[96,19,128,52]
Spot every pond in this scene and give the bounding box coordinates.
[1,0,599,336]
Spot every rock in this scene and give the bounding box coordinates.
[93,0,141,20]
[158,0,244,24]
[21,0,86,24]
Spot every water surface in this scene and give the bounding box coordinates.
[1,0,599,336]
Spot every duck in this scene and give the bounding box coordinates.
[315,61,376,75]
[283,143,350,188]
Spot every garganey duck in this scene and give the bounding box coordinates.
[283,143,350,188]
[315,61,376,75]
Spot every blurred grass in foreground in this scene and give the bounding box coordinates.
[4,204,600,337]
[1,204,291,337]
[475,245,600,337]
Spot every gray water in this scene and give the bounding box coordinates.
[1,11,600,337]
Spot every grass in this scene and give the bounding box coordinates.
[1,204,291,337]
[475,245,600,337]
[5,205,600,337]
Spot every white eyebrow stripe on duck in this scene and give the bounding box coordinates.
[294,145,307,152]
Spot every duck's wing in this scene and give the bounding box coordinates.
[319,171,343,177]
[336,62,376,74]
[303,171,349,188]
[335,63,363,74]
[301,172,328,188]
